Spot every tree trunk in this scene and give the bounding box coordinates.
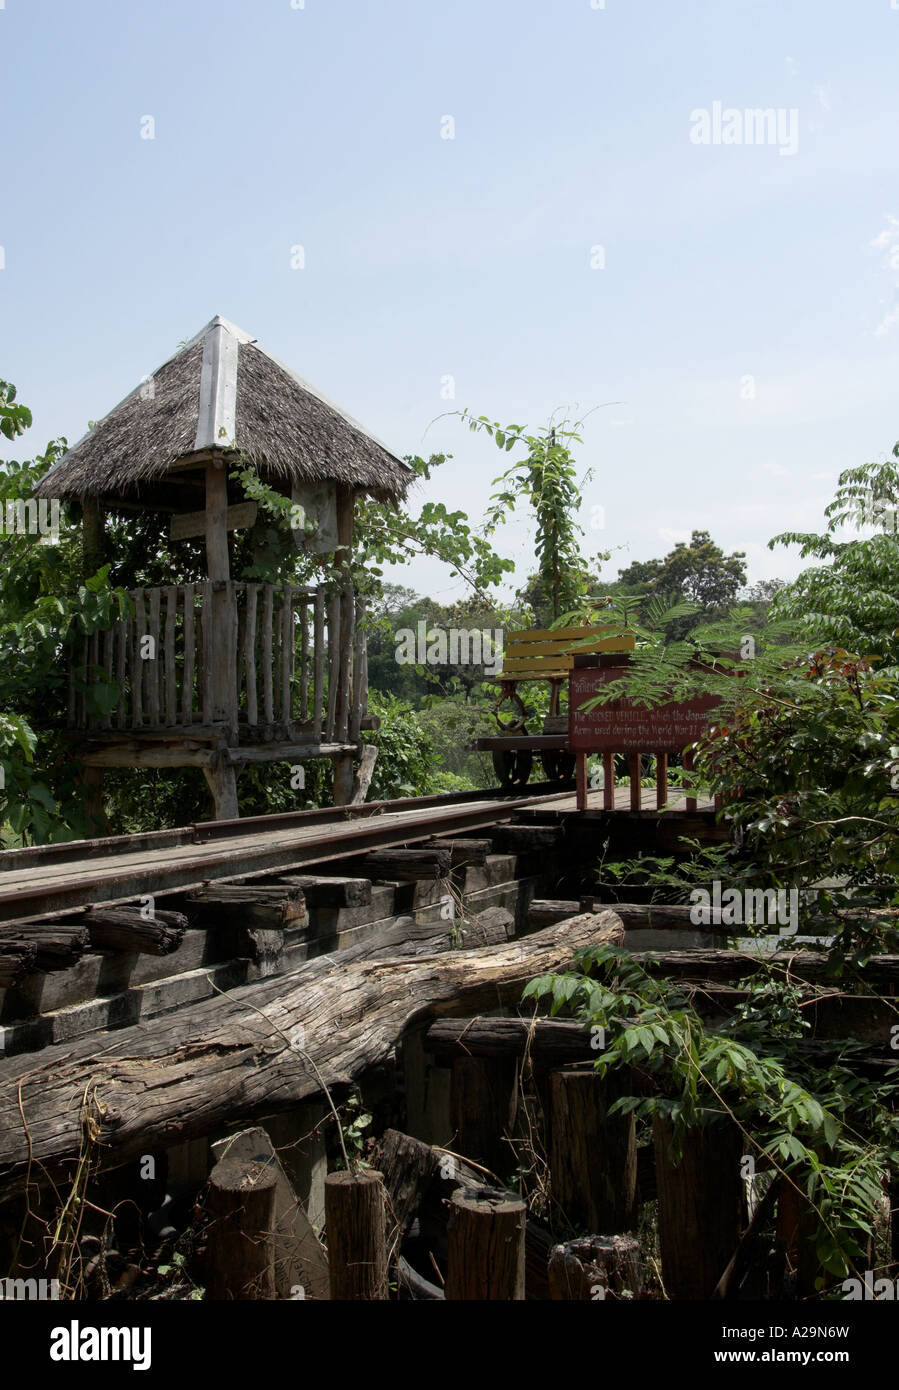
[548,1235,643,1300]
[0,911,625,1196]
[445,1187,526,1300]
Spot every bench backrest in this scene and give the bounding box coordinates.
[499,624,635,680]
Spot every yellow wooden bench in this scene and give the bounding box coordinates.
[490,624,635,733]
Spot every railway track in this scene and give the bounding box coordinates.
[0,782,573,927]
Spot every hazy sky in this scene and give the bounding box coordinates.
[3,0,899,604]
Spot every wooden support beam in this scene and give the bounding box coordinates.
[653,1115,743,1299]
[202,1152,278,1300]
[550,1068,637,1234]
[82,906,187,955]
[450,1055,518,1177]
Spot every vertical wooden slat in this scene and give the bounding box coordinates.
[182,584,195,726]
[629,753,641,813]
[201,581,213,725]
[325,593,341,741]
[683,747,697,813]
[281,584,293,723]
[67,644,76,728]
[229,583,240,731]
[313,589,325,742]
[262,584,274,724]
[164,585,177,726]
[656,752,668,810]
[76,635,88,729]
[244,584,258,727]
[101,624,114,730]
[147,588,161,726]
[115,611,128,729]
[576,752,588,812]
[336,584,354,742]
[132,589,146,729]
[299,595,309,723]
[349,593,366,742]
[87,630,100,729]
[602,751,614,811]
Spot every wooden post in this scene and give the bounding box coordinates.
[655,751,668,809]
[683,746,697,812]
[445,1186,526,1300]
[550,1068,637,1233]
[205,461,233,727]
[324,1169,389,1300]
[629,753,641,813]
[203,1153,278,1300]
[576,752,588,811]
[653,1115,743,1299]
[81,498,104,580]
[203,756,239,822]
[603,752,614,810]
[548,1235,643,1300]
[450,1055,517,1177]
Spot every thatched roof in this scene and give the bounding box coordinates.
[36,316,413,505]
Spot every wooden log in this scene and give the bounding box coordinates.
[460,905,514,947]
[450,1054,517,1175]
[0,925,89,971]
[0,911,625,1194]
[182,584,195,725]
[445,1186,526,1300]
[548,1234,643,1300]
[550,1068,637,1233]
[185,883,308,930]
[0,941,38,986]
[653,1114,743,1299]
[324,1169,389,1300]
[424,1017,594,1064]
[82,906,186,955]
[202,1153,278,1300]
[210,1126,329,1300]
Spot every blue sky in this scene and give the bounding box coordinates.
[3,0,899,603]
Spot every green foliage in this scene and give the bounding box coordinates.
[770,452,899,670]
[362,690,445,799]
[523,943,898,1285]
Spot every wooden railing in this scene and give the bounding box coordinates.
[67,581,367,744]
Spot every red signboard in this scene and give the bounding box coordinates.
[568,666,721,753]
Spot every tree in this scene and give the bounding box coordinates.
[617,530,747,612]
[770,452,899,671]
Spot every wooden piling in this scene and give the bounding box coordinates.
[324,1169,389,1300]
[653,1115,743,1299]
[548,1234,643,1300]
[203,1154,278,1300]
[550,1067,637,1233]
[445,1186,526,1300]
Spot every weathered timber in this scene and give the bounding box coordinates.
[82,906,186,955]
[210,1126,329,1300]
[421,838,492,867]
[550,1068,637,1233]
[458,905,514,947]
[184,883,308,930]
[424,1017,595,1065]
[654,1115,744,1299]
[450,1054,518,1176]
[445,1186,526,1300]
[325,1169,389,1301]
[548,1235,643,1301]
[350,745,378,805]
[635,948,899,987]
[0,942,38,986]
[202,1152,277,1300]
[530,899,725,932]
[374,1128,553,1301]
[491,824,563,854]
[0,910,624,1194]
[271,875,372,908]
[351,848,451,881]
[712,1175,782,1300]
[0,925,89,971]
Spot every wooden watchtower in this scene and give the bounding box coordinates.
[36,316,412,820]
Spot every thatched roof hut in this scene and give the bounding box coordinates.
[36,315,413,510]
